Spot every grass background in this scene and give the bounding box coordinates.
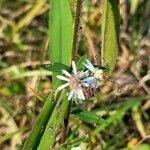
[0,0,150,149]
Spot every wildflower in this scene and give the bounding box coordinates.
[82,59,103,88]
[56,61,89,104]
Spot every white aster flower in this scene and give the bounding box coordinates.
[56,61,89,104]
[82,59,104,88]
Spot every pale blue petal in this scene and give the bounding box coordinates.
[85,59,95,72]
[82,77,96,83]
[81,82,89,87]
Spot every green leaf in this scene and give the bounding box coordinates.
[23,1,73,149]
[76,55,87,70]
[75,111,106,125]
[101,0,119,75]
[49,0,73,90]
[12,70,52,79]
[37,90,69,150]
[41,62,70,73]
[22,93,56,150]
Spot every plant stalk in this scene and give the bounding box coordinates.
[72,0,83,61]
[61,0,84,143]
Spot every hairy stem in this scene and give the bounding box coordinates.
[72,0,83,61]
[61,0,84,143]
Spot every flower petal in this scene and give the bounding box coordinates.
[78,70,89,78]
[85,59,95,72]
[56,83,69,91]
[78,70,84,78]
[86,59,94,68]
[90,79,99,89]
[68,89,75,100]
[72,61,77,75]
[62,69,71,77]
[77,89,82,99]
[82,76,96,83]
[83,62,94,72]
[81,81,89,87]
[78,88,85,100]
[57,75,69,81]
[82,62,89,69]
[74,89,78,101]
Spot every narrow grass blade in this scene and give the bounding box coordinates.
[12,70,52,79]
[75,111,105,124]
[101,0,119,75]
[22,93,56,150]
[23,0,73,149]
[49,0,73,90]
[41,62,70,73]
[37,90,69,150]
